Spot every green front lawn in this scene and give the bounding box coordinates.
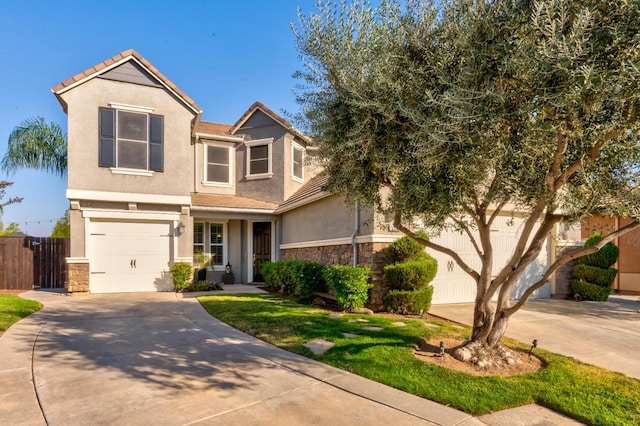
[198,293,640,426]
[0,294,43,333]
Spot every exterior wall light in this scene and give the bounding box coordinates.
[177,222,186,235]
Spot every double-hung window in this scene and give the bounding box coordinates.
[245,138,273,179]
[192,222,226,270]
[291,141,305,182]
[99,106,164,172]
[209,223,224,267]
[205,143,232,186]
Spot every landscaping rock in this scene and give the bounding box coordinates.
[362,326,384,331]
[312,297,327,307]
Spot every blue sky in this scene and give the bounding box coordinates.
[0,0,318,236]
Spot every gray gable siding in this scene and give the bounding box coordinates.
[98,61,162,88]
[240,110,278,129]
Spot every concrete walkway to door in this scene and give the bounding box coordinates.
[1,286,481,426]
[429,294,640,380]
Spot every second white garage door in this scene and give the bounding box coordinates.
[90,221,173,293]
[428,216,551,304]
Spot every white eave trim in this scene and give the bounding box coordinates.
[195,132,244,143]
[67,189,190,205]
[81,208,181,221]
[190,205,278,215]
[276,192,332,214]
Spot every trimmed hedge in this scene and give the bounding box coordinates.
[384,287,434,315]
[573,264,618,288]
[383,259,437,291]
[579,233,619,269]
[571,279,613,302]
[188,280,224,292]
[170,262,193,292]
[384,236,424,263]
[261,260,327,297]
[323,265,372,311]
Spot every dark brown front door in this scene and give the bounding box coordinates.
[253,222,271,282]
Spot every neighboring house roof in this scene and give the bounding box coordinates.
[191,193,279,213]
[277,173,330,213]
[231,101,310,143]
[52,49,202,116]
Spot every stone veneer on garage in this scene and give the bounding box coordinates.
[67,263,90,293]
[282,242,391,310]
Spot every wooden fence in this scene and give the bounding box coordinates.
[0,237,69,290]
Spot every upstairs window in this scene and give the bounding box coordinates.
[245,138,273,179]
[99,107,164,172]
[205,143,232,186]
[291,141,305,182]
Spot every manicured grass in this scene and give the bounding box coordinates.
[198,293,640,426]
[0,294,43,333]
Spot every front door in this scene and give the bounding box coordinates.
[252,222,271,282]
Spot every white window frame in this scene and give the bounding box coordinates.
[203,142,233,187]
[193,222,205,259]
[245,138,273,180]
[291,141,305,183]
[191,221,228,272]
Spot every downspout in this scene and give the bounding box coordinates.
[194,135,199,193]
[351,200,360,266]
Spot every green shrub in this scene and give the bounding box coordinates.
[385,236,424,263]
[323,265,372,311]
[383,258,437,291]
[579,233,619,269]
[170,262,193,292]
[571,279,612,302]
[188,280,224,292]
[572,264,618,287]
[384,287,434,315]
[261,260,327,296]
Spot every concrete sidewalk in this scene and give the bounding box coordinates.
[429,294,640,380]
[0,287,583,425]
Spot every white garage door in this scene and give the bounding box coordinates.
[90,221,173,293]
[428,216,551,304]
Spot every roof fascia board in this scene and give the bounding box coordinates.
[276,191,332,214]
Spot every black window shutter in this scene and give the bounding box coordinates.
[98,107,116,167]
[149,114,163,172]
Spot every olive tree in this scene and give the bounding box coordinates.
[294,0,640,351]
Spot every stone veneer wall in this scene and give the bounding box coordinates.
[554,244,582,298]
[67,263,90,293]
[282,242,391,309]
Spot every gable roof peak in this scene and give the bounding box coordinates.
[232,101,309,142]
[52,49,202,115]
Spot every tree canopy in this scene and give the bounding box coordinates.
[50,209,70,238]
[294,0,640,348]
[2,117,67,177]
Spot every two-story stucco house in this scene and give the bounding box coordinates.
[54,50,565,307]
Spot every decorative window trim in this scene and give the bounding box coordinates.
[291,141,305,183]
[110,167,154,177]
[203,142,234,186]
[245,138,273,180]
[108,102,155,114]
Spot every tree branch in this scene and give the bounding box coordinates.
[504,219,640,315]
[393,214,481,281]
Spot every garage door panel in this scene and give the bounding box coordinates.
[427,217,551,304]
[90,221,173,293]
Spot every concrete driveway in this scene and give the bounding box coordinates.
[429,294,640,380]
[0,288,478,426]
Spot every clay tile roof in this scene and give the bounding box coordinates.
[278,173,330,211]
[52,49,202,114]
[191,193,279,211]
[195,120,234,136]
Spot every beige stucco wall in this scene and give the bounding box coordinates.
[61,78,195,196]
[281,195,375,244]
